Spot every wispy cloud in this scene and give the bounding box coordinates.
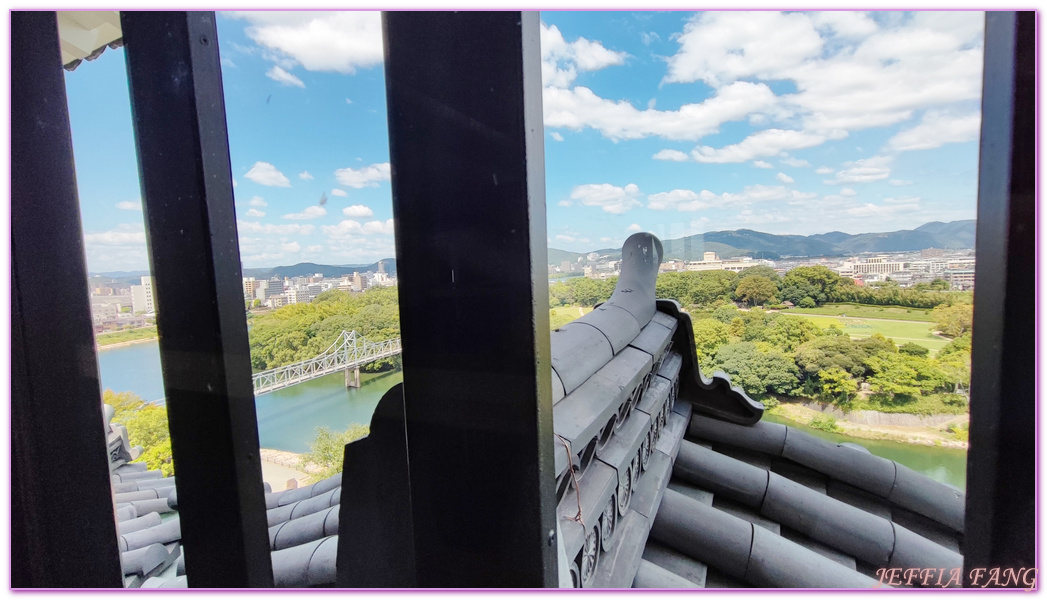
[334,162,390,188]
[266,65,305,88]
[283,206,327,220]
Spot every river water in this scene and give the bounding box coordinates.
[98,340,965,489]
[97,340,399,454]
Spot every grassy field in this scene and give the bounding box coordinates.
[96,326,158,347]
[799,315,948,353]
[549,306,593,330]
[782,303,934,322]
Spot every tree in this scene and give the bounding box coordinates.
[781,266,841,305]
[798,296,816,309]
[300,424,371,480]
[711,303,741,324]
[898,342,930,357]
[709,342,801,398]
[104,389,174,475]
[737,265,780,284]
[138,438,174,477]
[252,299,262,308]
[693,319,730,367]
[735,275,778,307]
[760,314,822,352]
[794,335,868,379]
[818,367,859,404]
[865,351,947,397]
[931,303,973,337]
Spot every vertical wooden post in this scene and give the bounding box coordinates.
[121,11,273,587]
[964,10,1036,585]
[383,11,559,587]
[11,10,124,587]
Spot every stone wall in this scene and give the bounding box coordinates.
[799,401,966,427]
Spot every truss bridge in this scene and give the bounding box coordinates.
[252,330,402,395]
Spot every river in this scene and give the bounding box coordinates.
[97,340,399,454]
[98,340,965,489]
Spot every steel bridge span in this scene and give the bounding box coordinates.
[252,330,401,396]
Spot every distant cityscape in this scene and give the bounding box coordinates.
[554,246,976,292]
[88,260,398,331]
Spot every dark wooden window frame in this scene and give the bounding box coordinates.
[10,9,1037,588]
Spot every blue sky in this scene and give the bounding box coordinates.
[65,10,984,273]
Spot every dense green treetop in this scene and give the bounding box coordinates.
[781,266,841,305]
[931,303,973,337]
[301,424,370,480]
[708,342,801,399]
[735,275,778,307]
[249,287,400,370]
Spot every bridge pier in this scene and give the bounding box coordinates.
[346,367,361,389]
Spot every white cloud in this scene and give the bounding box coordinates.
[115,201,141,211]
[83,223,147,246]
[569,183,642,214]
[887,111,981,152]
[815,166,834,175]
[664,12,825,87]
[648,189,717,211]
[692,129,841,164]
[345,98,352,104]
[840,188,858,197]
[334,162,390,188]
[237,220,315,236]
[306,244,323,253]
[883,196,921,204]
[809,11,879,39]
[233,12,384,74]
[658,11,984,156]
[753,160,773,169]
[653,149,690,162]
[780,156,810,168]
[627,223,643,232]
[283,206,327,220]
[776,172,794,184]
[544,81,777,142]
[299,171,314,180]
[248,196,268,207]
[81,224,149,272]
[550,132,564,142]
[322,218,395,238]
[541,23,627,88]
[648,184,808,212]
[342,204,374,218]
[280,241,302,253]
[889,179,915,186]
[245,208,266,217]
[266,65,305,88]
[330,189,348,197]
[555,234,577,243]
[245,161,291,187]
[824,155,893,185]
[846,202,920,217]
[221,57,237,68]
[557,200,572,207]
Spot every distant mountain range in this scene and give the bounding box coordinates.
[242,260,397,280]
[550,220,976,264]
[91,260,397,281]
[91,220,975,279]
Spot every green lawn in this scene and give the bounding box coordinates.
[96,326,158,347]
[800,315,948,354]
[550,306,593,330]
[782,303,933,322]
